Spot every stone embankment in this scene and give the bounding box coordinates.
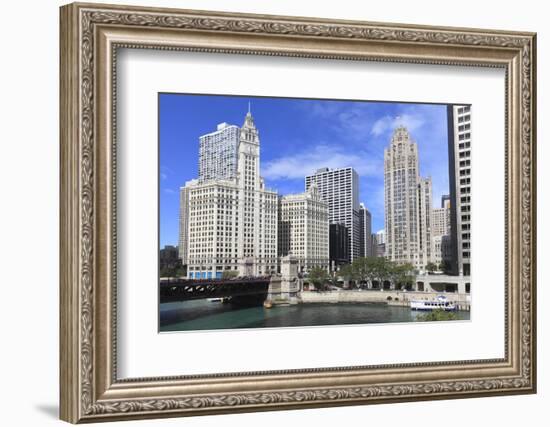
[299,290,470,311]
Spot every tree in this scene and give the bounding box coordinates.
[441,260,452,274]
[221,270,239,279]
[393,263,415,289]
[370,257,392,288]
[338,264,354,280]
[308,267,330,291]
[426,262,438,273]
[160,264,187,278]
[349,257,369,287]
[416,309,458,322]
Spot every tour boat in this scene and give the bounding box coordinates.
[410,295,457,311]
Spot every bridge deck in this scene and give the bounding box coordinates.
[160,277,271,302]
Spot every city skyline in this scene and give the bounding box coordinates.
[160,94,450,247]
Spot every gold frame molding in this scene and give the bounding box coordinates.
[60,2,537,423]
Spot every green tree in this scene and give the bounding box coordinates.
[221,270,239,279]
[338,264,354,280]
[160,264,187,278]
[349,257,369,287]
[372,257,392,287]
[378,261,416,290]
[426,262,438,273]
[416,309,458,322]
[394,263,415,289]
[441,260,452,274]
[308,266,330,291]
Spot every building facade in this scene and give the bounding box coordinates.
[384,126,432,270]
[185,110,278,279]
[376,229,386,245]
[441,194,451,209]
[358,203,372,258]
[447,105,471,276]
[198,122,240,182]
[431,206,451,238]
[431,235,452,266]
[178,179,197,264]
[305,167,360,262]
[160,245,181,273]
[278,184,329,273]
[418,176,433,267]
[329,224,350,270]
[370,233,379,258]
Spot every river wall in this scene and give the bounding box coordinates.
[299,290,470,310]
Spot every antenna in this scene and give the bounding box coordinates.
[248,101,251,115]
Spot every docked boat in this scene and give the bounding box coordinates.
[410,295,457,311]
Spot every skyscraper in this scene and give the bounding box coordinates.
[198,122,240,182]
[329,224,349,269]
[375,229,386,258]
[418,176,433,266]
[278,183,329,273]
[376,229,386,245]
[447,105,471,276]
[441,194,451,209]
[431,206,451,237]
[185,109,279,279]
[358,203,372,257]
[431,205,451,266]
[178,179,197,264]
[384,126,432,270]
[305,167,360,262]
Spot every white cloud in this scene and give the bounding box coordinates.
[371,113,425,137]
[262,144,381,181]
[163,188,176,195]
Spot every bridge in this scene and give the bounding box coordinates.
[159,277,271,304]
[415,274,471,293]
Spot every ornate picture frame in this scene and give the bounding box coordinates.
[60,2,536,423]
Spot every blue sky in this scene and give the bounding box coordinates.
[159,94,450,247]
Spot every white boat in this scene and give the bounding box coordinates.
[410,295,457,311]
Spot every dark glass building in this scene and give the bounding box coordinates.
[329,223,350,271]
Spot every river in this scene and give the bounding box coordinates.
[159,299,470,332]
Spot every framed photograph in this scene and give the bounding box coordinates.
[60,2,537,423]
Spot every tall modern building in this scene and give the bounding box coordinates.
[441,194,451,209]
[305,167,360,262]
[358,203,372,257]
[375,229,386,257]
[384,126,432,270]
[447,105,471,276]
[369,233,378,258]
[329,224,350,270]
[278,183,329,273]
[376,229,386,245]
[185,110,279,279]
[198,122,240,182]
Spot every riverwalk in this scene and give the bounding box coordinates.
[299,290,471,311]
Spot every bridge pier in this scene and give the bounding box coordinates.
[266,256,302,305]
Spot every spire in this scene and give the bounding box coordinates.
[242,101,256,129]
